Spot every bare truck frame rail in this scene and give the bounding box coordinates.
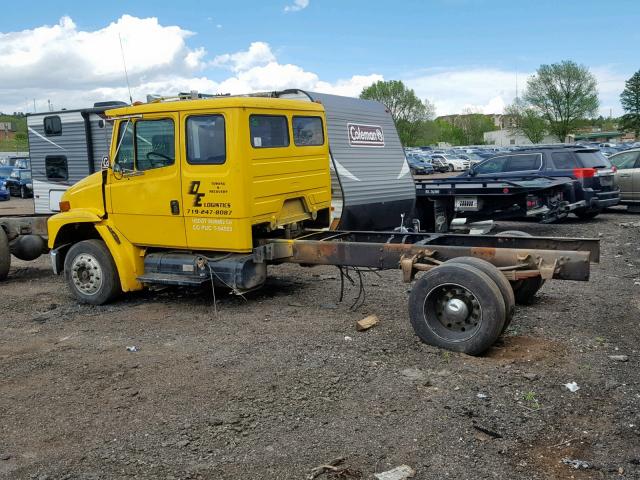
[252,230,598,355]
[257,230,598,282]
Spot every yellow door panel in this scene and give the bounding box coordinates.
[107,114,186,248]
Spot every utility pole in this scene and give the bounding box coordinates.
[33,99,36,113]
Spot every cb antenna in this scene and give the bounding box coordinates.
[118,33,133,105]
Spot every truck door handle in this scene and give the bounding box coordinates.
[620,174,631,178]
[170,200,180,215]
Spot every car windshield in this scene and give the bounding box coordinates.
[576,151,611,168]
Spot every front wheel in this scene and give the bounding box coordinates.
[64,240,121,305]
[409,263,506,355]
[448,164,454,172]
[575,208,601,220]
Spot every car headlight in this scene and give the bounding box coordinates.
[26,182,32,188]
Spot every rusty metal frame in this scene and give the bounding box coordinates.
[255,230,598,282]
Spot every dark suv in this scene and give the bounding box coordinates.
[466,146,619,218]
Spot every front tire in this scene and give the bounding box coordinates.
[409,263,506,355]
[575,208,600,220]
[64,240,121,305]
[448,164,454,172]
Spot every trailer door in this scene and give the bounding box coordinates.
[107,114,186,248]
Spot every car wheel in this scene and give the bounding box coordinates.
[0,227,10,281]
[408,263,506,355]
[448,164,454,172]
[64,240,122,305]
[575,208,601,220]
[20,186,27,199]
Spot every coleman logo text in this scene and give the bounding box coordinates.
[347,123,385,147]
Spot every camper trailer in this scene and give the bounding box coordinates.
[257,90,415,231]
[26,102,125,214]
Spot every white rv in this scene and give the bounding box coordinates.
[26,102,126,214]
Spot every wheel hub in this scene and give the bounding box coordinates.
[443,298,469,323]
[427,284,482,337]
[71,253,103,296]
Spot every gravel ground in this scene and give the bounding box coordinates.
[1,199,639,479]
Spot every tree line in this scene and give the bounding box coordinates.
[361,61,640,146]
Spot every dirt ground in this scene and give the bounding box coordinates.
[1,198,639,479]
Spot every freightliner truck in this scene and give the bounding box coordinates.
[1,91,599,355]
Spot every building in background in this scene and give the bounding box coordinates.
[483,129,560,146]
[0,121,15,140]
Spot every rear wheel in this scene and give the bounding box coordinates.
[0,228,10,281]
[64,240,121,305]
[409,263,506,355]
[445,256,515,333]
[496,230,545,304]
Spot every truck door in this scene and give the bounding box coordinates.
[179,111,238,251]
[107,114,186,248]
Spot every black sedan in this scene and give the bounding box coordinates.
[6,169,33,198]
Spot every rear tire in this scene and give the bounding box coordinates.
[0,228,10,281]
[496,230,545,304]
[409,263,506,355]
[64,240,121,305]
[445,256,515,333]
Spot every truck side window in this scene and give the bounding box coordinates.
[114,121,135,171]
[292,116,324,146]
[135,119,175,171]
[43,116,62,136]
[551,152,578,169]
[186,115,226,165]
[250,115,289,148]
[45,155,68,181]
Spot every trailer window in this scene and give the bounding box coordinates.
[135,119,175,171]
[250,115,289,148]
[186,115,226,165]
[43,116,62,136]
[292,116,324,146]
[45,156,68,181]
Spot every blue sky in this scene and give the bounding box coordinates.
[0,0,638,115]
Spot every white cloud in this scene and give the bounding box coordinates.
[0,16,381,114]
[212,41,276,72]
[404,66,627,117]
[284,0,309,12]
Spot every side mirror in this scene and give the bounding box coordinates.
[113,163,122,174]
[468,166,477,176]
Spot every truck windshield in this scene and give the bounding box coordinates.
[576,151,610,168]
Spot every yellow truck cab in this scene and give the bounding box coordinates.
[48,96,332,304]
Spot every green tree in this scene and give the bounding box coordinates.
[504,99,548,144]
[620,70,640,138]
[524,60,599,142]
[455,110,498,145]
[360,80,435,145]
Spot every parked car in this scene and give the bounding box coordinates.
[466,146,619,218]
[5,169,33,198]
[431,154,470,172]
[609,149,640,207]
[406,154,434,175]
[457,153,485,165]
[0,181,9,201]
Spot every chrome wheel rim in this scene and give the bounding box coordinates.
[423,283,482,342]
[70,253,103,296]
